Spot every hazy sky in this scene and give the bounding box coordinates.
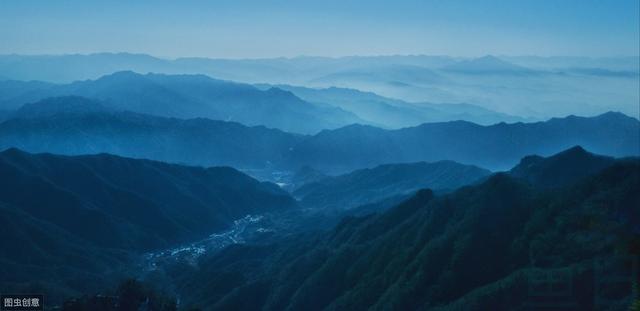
[1,0,638,58]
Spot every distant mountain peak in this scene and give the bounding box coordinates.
[514,145,595,169]
[476,55,506,63]
[443,55,533,74]
[558,145,588,156]
[331,123,384,134]
[106,70,140,78]
[510,146,615,188]
[557,111,638,123]
[92,70,149,84]
[0,147,26,156]
[595,111,637,121]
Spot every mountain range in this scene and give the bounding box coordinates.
[0,96,637,174]
[167,147,640,310]
[256,84,529,127]
[1,137,637,309]
[2,53,636,84]
[285,111,639,172]
[0,147,492,304]
[0,71,362,134]
[0,70,535,132]
[0,53,636,310]
[0,96,304,169]
[0,148,296,300]
[1,53,637,119]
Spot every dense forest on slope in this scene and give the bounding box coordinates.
[159,149,639,310]
[0,149,296,302]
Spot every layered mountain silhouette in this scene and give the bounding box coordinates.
[2,53,636,84]
[170,147,640,310]
[0,148,296,298]
[1,52,638,311]
[309,64,445,86]
[1,96,638,174]
[0,71,362,134]
[293,161,490,210]
[0,96,304,169]
[2,53,637,119]
[285,111,640,172]
[257,84,527,127]
[0,54,458,83]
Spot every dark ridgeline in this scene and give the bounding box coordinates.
[0,148,296,301]
[168,148,640,310]
[508,145,618,189]
[0,96,638,174]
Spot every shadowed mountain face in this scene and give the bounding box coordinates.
[285,112,640,173]
[0,148,296,299]
[170,148,640,310]
[0,148,296,250]
[293,161,491,210]
[509,145,617,189]
[0,96,638,175]
[0,71,362,134]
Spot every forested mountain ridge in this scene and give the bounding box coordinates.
[0,148,297,301]
[167,148,639,310]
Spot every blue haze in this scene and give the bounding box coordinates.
[1,0,638,58]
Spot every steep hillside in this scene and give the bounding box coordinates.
[294,161,490,210]
[172,148,639,310]
[0,148,296,300]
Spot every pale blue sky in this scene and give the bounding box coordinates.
[1,0,638,58]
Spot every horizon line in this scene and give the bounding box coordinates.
[2,52,640,61]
